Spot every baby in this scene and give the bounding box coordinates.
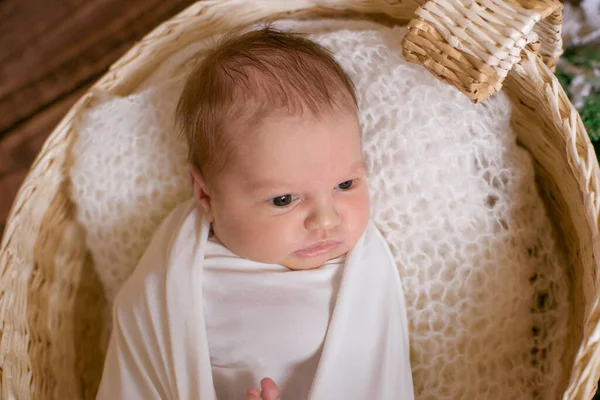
[97,27,414,400]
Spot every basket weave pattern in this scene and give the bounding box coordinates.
[0,0,598,399]
[402,0,564,102]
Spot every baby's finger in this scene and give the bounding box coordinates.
[260,378,280,400]
[246,386,261,400]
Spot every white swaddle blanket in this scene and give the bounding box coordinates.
[96,199,414,400]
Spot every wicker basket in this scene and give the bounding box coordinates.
[1,0,599,399]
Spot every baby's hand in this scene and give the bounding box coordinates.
[246,377,280,400]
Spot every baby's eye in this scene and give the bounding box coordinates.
[336,180,355,191]
[270,194,296,207]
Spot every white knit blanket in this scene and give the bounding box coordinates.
[70,19,569,399]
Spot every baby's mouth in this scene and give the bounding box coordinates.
[293,240,341,258]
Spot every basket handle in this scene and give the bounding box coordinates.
[401,0,563,103]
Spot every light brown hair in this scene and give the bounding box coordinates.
[176,26,358,178]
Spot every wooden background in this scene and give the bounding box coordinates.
[0,0,197,238]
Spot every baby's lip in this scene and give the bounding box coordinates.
[294,240,341,258]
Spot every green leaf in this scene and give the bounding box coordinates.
[580,90,600,142]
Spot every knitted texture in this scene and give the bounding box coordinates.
[69,21,569,399]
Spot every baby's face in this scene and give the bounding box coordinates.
[197,110,369,270]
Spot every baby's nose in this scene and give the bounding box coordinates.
[305,202,341,232]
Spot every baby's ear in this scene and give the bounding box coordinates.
[189,165,214,222]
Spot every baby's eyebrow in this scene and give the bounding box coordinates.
[248,180,291,195]
[350,160,367,174]
[248,161,366,195]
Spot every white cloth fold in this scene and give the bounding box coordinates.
[203,238,345,400]
[97,200,414,399]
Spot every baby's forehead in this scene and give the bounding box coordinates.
[223,113,362,170]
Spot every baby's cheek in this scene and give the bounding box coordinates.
[241,217,292,259]
[346,195,370,238]
[264,218,303,260]
[220,215,258,245]
[262,218,295,247]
